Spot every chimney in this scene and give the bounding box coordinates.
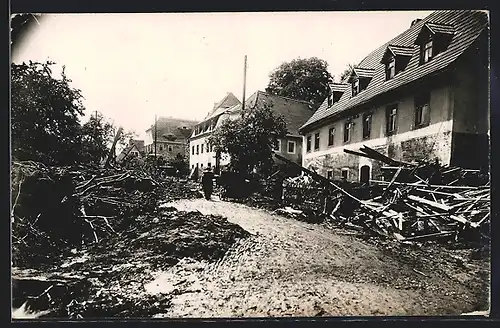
[411,18,422,27]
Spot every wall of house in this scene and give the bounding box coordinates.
[303,84,454,181]
[275,136,302,164]
[449,38,489,170]
[144,141,187,162]
[189,134,217,170]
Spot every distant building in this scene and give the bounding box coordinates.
[144,117,198,162]
[299,10,489,183]
[189,90,315,173]
[189,92,241,172]
[116,139,145,163]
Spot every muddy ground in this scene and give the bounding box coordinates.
[147,198,490,318]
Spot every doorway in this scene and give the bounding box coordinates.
[360,165,370,184]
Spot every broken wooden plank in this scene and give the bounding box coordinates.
[407,194,451,211]
[372,180,488,190]
[404,231,455,241]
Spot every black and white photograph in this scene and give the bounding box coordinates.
[10,9,491,319]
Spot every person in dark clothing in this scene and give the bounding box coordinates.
[201,168,215,200]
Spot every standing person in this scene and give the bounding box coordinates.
[201,167,215,200]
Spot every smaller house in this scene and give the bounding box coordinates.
[116,139,145,163]
[144,117,198,162]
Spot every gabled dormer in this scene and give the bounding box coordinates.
[348,68,375,97]
[414,22,455,65]
[326,83,348,107]
[380,45,414,80]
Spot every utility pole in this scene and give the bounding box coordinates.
[241,55,247,116]
[154,114,158,170]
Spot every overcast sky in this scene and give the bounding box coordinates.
[12,11,433,139]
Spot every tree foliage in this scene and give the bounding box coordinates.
[171,153,190,176]
[339,63,357,82]
[265,57,333,106]
[79,112,116,164]
[11,61,85,165]
[208,104,287,177]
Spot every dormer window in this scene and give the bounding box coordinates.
[352,79,360,96]
[415,22,454,66]
[381,45,413,80]
[327,83,348,107]
[386,56,396,80]
[422,39,433,63]
[348,68,374,97]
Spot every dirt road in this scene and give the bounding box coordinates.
[147,198,488,318]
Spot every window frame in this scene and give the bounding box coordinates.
[306,135,312,153]
[341,168,349,180]
[327,170,333,180]
[362,113,372,140]
[421,38,433,64]
[168,145,173,152]
[352,79,360,96]
[196,144,199,155]
[386,55,396,80]
[386,104,398,135]
[287,140,296,154]
[314,132,320,151]
[415,93,431,128]
[343,121,352,143]
[273,139,282,152]
[192,145,195,155]
[328,127,335,146]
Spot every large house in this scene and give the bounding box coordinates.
[144,117,198,162]
[299,10,489,183]
[190,90,315,173]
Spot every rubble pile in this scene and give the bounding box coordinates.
[272,147,490,245]
[11,161,248,319]
[329,146,490,245]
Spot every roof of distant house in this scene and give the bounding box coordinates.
[203,92,241,121]
[300,10,489,132]
[146,117,199,142]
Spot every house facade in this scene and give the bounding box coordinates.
[299,10,489,183]
[116,139,145,163]
[190,90,315,173]
[144,117,198,163]
[189,92,241,171]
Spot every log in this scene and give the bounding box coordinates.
[404,231,455,241]
[407,194,451,211]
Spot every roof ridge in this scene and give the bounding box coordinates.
[256,90,313,105]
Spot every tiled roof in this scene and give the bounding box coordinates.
[388,45,415,57]
[147,117,198,142]
[300,10,488,132]
[330,82,349,92]
[352,67,375,79]
[203,92,241,121]
[227,91,314,137]
[426,22,455,35]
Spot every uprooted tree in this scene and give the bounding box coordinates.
[208,103,287,177]
[11,61,85,165]
[265,57,333,107]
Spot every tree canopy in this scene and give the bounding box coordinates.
[208,104,287,177]
[11,61,85,165]
[338,63,357,82]
[265,57,333,107]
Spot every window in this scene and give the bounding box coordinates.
[201,163,203,168]
[192,165,194,169]
[210,144,213,152]
[208,162,211,168]
[421,39,433,64]
[415,93,431,127]
[287,141,296,154]
[196,144,199,155]
[273,139,281,152]
[314,133,320,151]
[306,135,312,152]
[362,113,372,139]
[327,170,333,180]
[201,144,203,153]
[206,143,209,152]
[386,105,398,135]
[168,145,173,152]
[341,168,349,180]
[192,146,195,155]
[344,122,352,143]
[328,127,335,146]
[352,79,360,96]
[159,145,163,151]
[386,56,396,80]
